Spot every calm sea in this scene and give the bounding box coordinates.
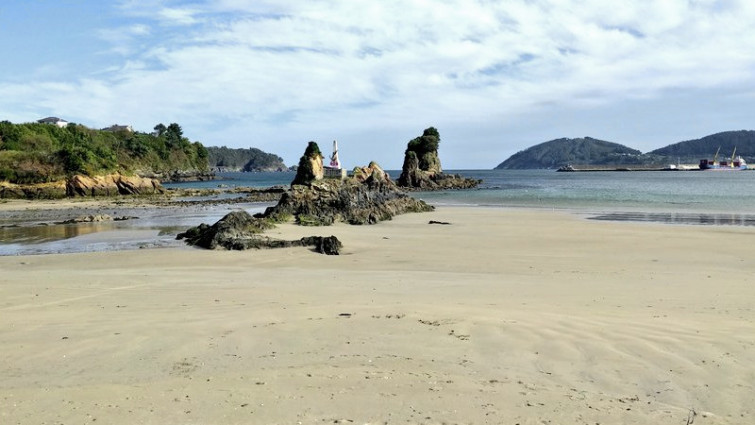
[166,169,755,215]
[3,169,754,255]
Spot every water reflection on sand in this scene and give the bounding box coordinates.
[0,222,117,244]
[589,212,755,226]
[0,202,271,255]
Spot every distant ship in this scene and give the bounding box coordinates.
[699,147,748,170]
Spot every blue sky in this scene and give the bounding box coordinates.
[2,0,755,169]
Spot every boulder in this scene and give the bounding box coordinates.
[176,210,275,249]
[177,210,342,254]
[301,235,343,255]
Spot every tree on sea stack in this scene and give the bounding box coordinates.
[291,141,324,186]
[406,126,442,174]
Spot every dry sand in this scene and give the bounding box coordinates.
[1,207,754,424]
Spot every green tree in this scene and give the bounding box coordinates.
[406,127,441,171]
[165,123,183,148]
[407,127,440,156]
[194,142,208,161]
[153,123,167,137]
[0,120,21,150]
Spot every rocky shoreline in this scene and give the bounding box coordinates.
[1,133,484,255]
[0,170,218,200]
[175,148,434,253]
[1,174,164,199]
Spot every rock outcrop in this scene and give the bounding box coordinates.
[0,180,67,199]
[177,144,434,254]
[397,127,481,190]
[55,214,137,224]
[66,174,164,197]
[132,169,214,183]
[263,161,433,226]
[165,170,215,183]
[58,214,113,224]
[177,210,342,254]
[0,174,164,199]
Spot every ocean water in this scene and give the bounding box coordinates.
[167,169,755,214]
[3,169,754,255]
[419,170,755,213]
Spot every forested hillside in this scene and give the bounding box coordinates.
[648,130,755,162]
[495,137,645,169]
[206,146,287,171]
[495,131,755,169]
[0,121,209,184]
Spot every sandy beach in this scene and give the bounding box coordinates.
[1,206,754,424]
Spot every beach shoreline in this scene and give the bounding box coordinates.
[4,191,755,257]
[1,207,753,424]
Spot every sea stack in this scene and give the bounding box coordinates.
[397,127,481,190]
[291,141,325,185]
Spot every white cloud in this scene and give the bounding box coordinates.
[98,24,152,55]
[3,0,755,167]
[157,7,200,25]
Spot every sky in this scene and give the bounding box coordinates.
[2,0,755,169]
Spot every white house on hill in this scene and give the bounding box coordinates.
[37,117,69,128]
[102,124,133,133]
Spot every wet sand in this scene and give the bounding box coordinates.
[1,207,754,424]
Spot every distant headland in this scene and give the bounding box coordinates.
[495,130,755,170]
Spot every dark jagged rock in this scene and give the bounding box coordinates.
[262,162,434,226]
[164,170,215,183]
[177,147,433,254]
[301,235,342,255]
[136,170,215,183]
[397,127,481,190]
[176,210,275,249]
[176,210,342,254]
[164,186,287,207]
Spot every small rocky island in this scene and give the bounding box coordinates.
[265,141,433,225]
[397,127,481,190]
[178,140,434,253]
